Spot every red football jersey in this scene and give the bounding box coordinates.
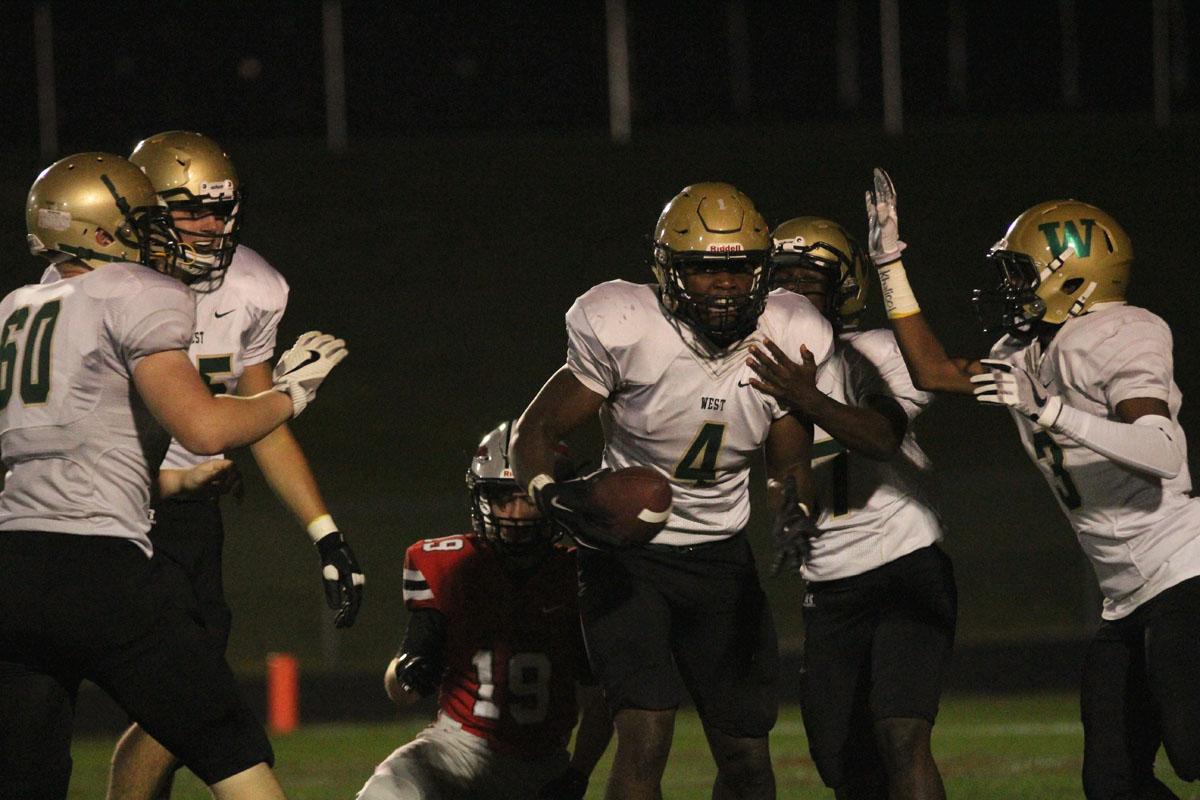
[402,534,585,757]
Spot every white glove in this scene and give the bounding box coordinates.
[865,167,907,265]
[272,331,348,418]
[971,358,1062,428]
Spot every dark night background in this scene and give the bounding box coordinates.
[1,1,1198,689]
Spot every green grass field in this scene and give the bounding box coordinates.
[66,693,1197,799]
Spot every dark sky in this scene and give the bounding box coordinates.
[0,1,1195,151]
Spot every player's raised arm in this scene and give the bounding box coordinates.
[867,168,983,395]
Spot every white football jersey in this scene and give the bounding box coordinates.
[566,282,834,545]
[0,263,195,554]
[803,328,944,582]
[160,245,288,469]
[990,303,1200,619]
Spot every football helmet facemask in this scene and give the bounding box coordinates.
[466,420,563,558]
[973,200,1132,339]
[130,131,242,290]
[652,182,772,348]
[26,152,181,276]
[770,216,868,327]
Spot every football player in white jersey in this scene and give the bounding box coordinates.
[100,131,365,800]
[747,217,955,800]
[865,168,1200,798]
[0,154,345,799]
[510,183,834,800]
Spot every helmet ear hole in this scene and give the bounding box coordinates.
[1061,277,1085,295]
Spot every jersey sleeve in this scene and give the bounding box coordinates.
[565,290,620,397]
[238,251,290,366]
[846,330,933,420]
[110,279,195,373]
[402,542,443,612]
[1087,317,1174,408]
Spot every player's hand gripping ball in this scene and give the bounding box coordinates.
[589,466,673,545]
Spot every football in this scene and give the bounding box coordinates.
[590,466,673,545]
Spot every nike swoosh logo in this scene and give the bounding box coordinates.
[549,496,573,514]
[737,381,751,388]
[286,350,322,374]
[542,604,566,614]
[214,309,236,318]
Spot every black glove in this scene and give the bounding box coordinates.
[393,652,442,698]
[537,766,589,800]
[316,532,365,628]
[770,476,821,577]
[531,470,622,549]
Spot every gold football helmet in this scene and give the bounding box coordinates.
[26,152,180,273]
[130,131,241,285]
[771,216,868,326]
[973,200,1132,337]
[652,182,771,347]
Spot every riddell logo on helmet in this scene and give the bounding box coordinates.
[707,244,744,253]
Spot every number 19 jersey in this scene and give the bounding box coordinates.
[402,535,585,758]
[565,282,834,545]
[0,263,194,553]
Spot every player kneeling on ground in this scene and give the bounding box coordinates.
[866,168,1200,799]
[0,153,346,800]
[512,183,835,800]
[749,216,956,800]
[356,421,612,800]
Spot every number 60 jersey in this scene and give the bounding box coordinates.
[401,534,589,758]
[0,263,194,553]
[566,281,834,545]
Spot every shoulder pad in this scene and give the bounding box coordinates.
[224,245,290,311]
[569,280,663,351]
[759,291,834,362]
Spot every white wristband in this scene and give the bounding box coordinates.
[306,513,338,543]
[527,473,555,498]
[877,259,922,319]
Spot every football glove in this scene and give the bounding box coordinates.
[315,531,365,628]
[770,476,821,577]
[272,331,348,418]
[537,766,589,800]
[972,359,1063,428]
[529,470,622,549]
[393,652,442,698]
[865,167,907,266]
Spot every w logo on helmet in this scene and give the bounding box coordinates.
[1038,219,1096,258]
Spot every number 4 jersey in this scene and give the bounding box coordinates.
[989,303,1200,619]
[0,263,194,552]
[402,534,587,758]
[566,281,834,545]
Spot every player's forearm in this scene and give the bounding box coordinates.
[570,685,614,777]
[188,391,293,454]
[1051,406,1183,480]
[878,259,979,395]
[250,424,329,528]
[801,397,902,461]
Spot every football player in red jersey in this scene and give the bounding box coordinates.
[355,421,612,800]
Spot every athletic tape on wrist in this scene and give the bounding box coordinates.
[876,260,921,319]
[306,513,338,543]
